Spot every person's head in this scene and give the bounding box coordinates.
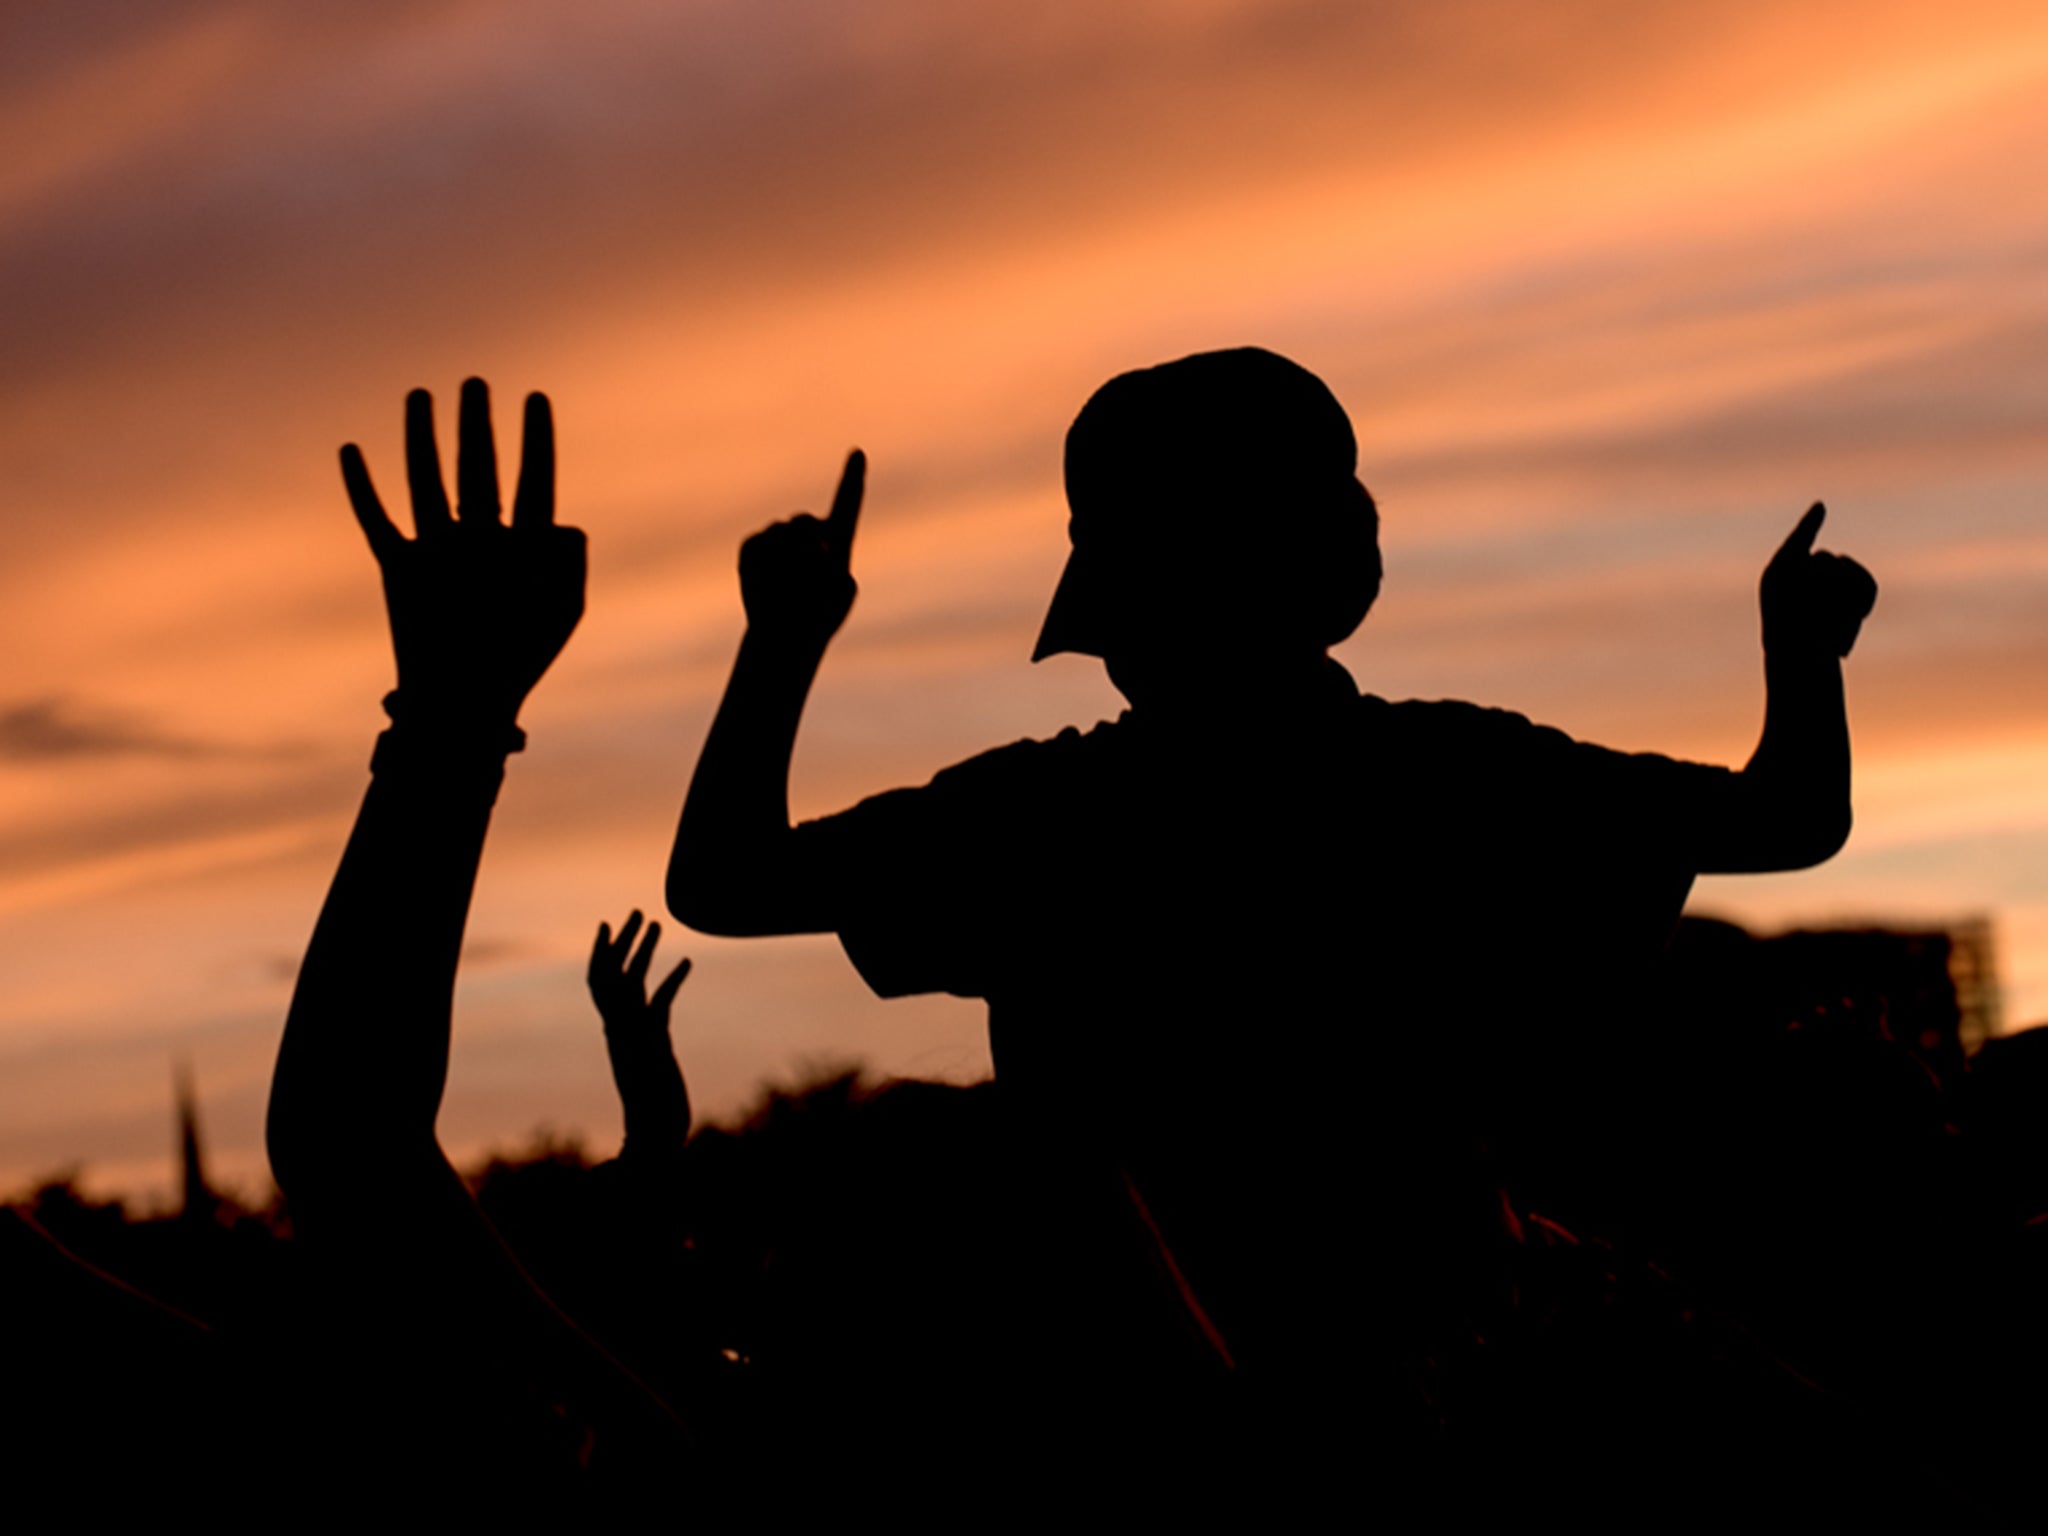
[1032,348,1380,707]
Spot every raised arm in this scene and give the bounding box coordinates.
[265,383,689,1476]
[667,450,864,936]
[268,379,585,1209]
[589,911,693,1170]
[1695,502,1878,874]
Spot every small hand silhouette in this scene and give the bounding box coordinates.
[341,379,587,724]
[1759,503,1877,658]
[589,911,693,1151]
[738,450,865,650]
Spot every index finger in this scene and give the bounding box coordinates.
[1774,501,1826,562]
[824,448,865,558]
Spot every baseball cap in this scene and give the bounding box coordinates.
[1033,347,1379,662]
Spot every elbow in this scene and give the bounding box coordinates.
[267,1057,447,1209]
[1823,801,1853,861]
[1721,766,1854,873]
[670,816,817,936]
[667,860,753,937]
[268,1108,448,1217]
[668,826,784,936]
[668,861,813,939]
[1784,802,1854,870]
[666,816,730,934]
[665,859,724,935]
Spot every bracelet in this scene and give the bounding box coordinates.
[369,690,527,779]
[380,690,527,749]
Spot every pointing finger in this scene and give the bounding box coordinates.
[512,392,555,528]
[825,448,865,559]
[405,389,453,535]
[340,445,403,562]
[1774,501,1826,563]
[457,377,502,524]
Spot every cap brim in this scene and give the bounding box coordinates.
[1031,544,1109,662]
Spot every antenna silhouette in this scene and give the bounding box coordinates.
[174,1057,219,1227]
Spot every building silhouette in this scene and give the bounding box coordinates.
[1665,913,2001,1084]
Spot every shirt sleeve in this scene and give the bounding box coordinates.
[1426,701,1741,982]
[1409,698,1739,858]
[791,735,1064,1000]
[1553,732,1741,857]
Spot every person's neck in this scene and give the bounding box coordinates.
[1120,652,1351,728]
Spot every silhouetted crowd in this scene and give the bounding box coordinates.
[14,350,2035,1524]
[12,954,2048,1522]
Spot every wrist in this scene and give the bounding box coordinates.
[382,687,527,739]
[370,690,526,785]
[1761,632,1843,669]
[740,619,835,665]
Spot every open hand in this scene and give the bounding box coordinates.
[589,911,692,1149]
[737,450,864,651]
[342,379,586,725]
[1759,503,1877,659]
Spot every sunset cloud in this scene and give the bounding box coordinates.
[0,695,305,763]
[4,0,2047,1196]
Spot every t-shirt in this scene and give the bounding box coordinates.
[795,661,1737,1360]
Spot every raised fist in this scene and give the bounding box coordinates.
[341,379,586,726]
[738,450,864,651]
[1759,503,1877,659]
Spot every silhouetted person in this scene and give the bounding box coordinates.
[267,379,683,1493]
[667,346,1876,1484]
[566,912,717,1406]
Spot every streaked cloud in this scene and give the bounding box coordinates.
[0,695,305,763]
[4,0,2047,1197]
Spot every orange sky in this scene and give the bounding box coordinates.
[5,0,2048,1201]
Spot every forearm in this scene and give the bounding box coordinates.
[268,722,513,1202]
[1705,499,1875,874]
[617,1062,691,1169]
[668,628,832,934]
[1749,645,1849,790]
[1709,646,1852,873]
[272,728,688,1451]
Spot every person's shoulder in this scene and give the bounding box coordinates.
[927,715,1126,791]
[1366,695,1557,746]
[1365,695,1735,801]
[1369,695,1532,725]
[806,717,1125,842]
[1369,695,1727,762]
